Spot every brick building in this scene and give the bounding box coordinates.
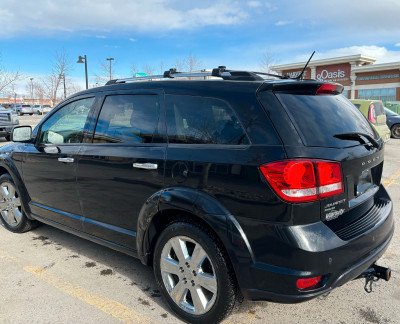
[271,54,400,101]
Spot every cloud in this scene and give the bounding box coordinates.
[0,0,249,38]
[395,43,400,47]
[128,38,136,42]
[275,20,292,26]
[247,1,262,7]
[294,45,400,64]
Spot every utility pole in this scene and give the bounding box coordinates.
[106,58,114,80]
[30,78,34,104]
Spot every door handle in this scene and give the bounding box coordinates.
[133,163,158,170]
[58,157,74,163]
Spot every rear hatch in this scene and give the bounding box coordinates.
[258,81,387,239]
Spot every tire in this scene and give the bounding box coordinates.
[0,174,38,233]
[153,221,237,324]
[36,111,41,115]
[29,113,33,116]
[391,124,400,139]
[5,135,10,141]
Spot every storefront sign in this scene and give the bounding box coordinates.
[316,64,351,83]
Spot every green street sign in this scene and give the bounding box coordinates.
[134,73,148,77]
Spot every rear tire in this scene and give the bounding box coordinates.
[29,113,33,116]
[391,124,400,139]
[0,174,38,233]
[153,221,237,324]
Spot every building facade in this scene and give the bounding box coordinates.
[271,54,400,101]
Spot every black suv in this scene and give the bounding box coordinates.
[0,68,393,323]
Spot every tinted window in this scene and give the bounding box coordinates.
[165,95,249,145]
[38,97,94,144]
[275,94,377,148]
[94,94,162,144]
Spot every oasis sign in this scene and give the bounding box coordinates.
[316,64,350,83]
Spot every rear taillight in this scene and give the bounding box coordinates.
[259,159,343,203]
[368,104,376,123]
[315,83,341,95]
[296,276,322,290]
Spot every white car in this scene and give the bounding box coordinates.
[32,104,52,115]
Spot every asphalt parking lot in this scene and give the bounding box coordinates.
[0,115,399,324]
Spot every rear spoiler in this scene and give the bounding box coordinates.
[258,81,344,96]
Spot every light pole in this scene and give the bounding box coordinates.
[77,55,88,89]
[106,58,114,80]
[30,78,34,104]
[59,74,66,99]
[14,93,17,113]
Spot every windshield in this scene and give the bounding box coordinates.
[275,94,377,148]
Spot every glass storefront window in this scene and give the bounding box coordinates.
[358,88,396,102]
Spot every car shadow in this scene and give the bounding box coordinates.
[29,223,172,314]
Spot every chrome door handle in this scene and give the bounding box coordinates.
[58,157,74,163]
[133,163,158,170]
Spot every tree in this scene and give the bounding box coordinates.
[173,53,202,72]
[142,65,154,76]
[131,63,138,77]
[0,54,21,94]
[259,49,276,73]
[42,50,73,104]
[66,81,82,97]
[95,59,116,83]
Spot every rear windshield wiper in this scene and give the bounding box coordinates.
[333,132,380,149]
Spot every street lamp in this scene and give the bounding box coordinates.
[106,58,114,80]
[77,55,88,90]
[30,78,34,104]
[59,74,66,99]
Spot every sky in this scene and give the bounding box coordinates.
[1,0,400,95]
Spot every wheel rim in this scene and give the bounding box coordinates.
[393,126,400,138]
[0,182,22,227]
[160,236,218,315]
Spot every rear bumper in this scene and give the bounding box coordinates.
[232,187,394,303]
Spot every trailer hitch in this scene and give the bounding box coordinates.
[357,264,391,293]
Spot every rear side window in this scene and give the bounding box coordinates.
[274,94,377,148]
[165,95,249,145]
[94,94,162,144]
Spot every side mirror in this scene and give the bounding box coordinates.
[11,126,32,142]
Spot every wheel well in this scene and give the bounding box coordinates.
[0,166,9,176]
[146,209,234,271]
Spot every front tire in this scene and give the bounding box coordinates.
[391,124,400,139]
[153,222,237,324]
[0,174,38,233]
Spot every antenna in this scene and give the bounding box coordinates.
[296,51,315,80]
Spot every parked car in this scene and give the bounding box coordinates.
[1,69,393,323]
[32,104,52,115]
[16,104,34,116]
[385,108,400,139]
[0,107,19,141]
[350,99,391,142]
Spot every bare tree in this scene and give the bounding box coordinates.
[159,61,165,74]
[42,50,73,104]
[131,63,138,77]
[174,58,186,72]
[66,81,82,97]
[95,59,116,82]
[34,81,45,104]
[0,54,21,93]
[259,49,276,73]
[186,53,202,72]
[142,65,154,75]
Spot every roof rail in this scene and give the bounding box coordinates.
[105,66,286,85]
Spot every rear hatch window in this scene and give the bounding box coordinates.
[275,94,377,148]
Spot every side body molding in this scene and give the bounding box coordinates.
[136,187,255,289]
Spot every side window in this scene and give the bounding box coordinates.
[38,97,94,144]
[93,94,162,144]
[165,95,249,145]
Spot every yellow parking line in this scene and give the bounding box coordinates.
[23,266,151,324]
[382,168,400,188]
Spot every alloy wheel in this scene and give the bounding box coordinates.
[160,235,218,315]
[0,182,22,227]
